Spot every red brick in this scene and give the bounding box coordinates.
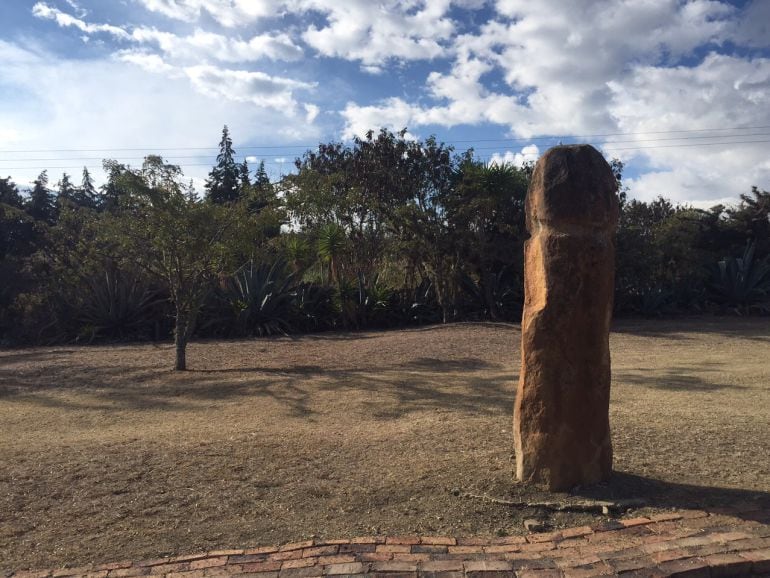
[282,558,317,570]
[314,539,350,546]
[228,555,268,565]
[419,537,456,546]
[350,536,384,544]
[391,554,430,563]
[385,536,420,545]
[107,568,150,577]
[561,562,614,577]
[738,547,770,573]
[650,548,691,564]
[657,556,710,577]
[244,546,280,555]
[242,560,283,573]
[418,561,464,572]
[316,555,356,565]
[267,550,305,562]
[483,544,522,554]
[169,554,209,563]
[411,545,447,554]
[621,517,652,528]
[322,562,366,575]
[447,546,484,554]
[279,541,315,552]
[166,570,206,578]
[145,562,189,574]
[375,545,411,554]
[189,558,227,570]
[278,566,324,578]
[516,571,562,578]
[703,553,753,576]
[339,544,375,554]
[302,546,338,558]
[519,542,557,553]
[526,531,562,543]
[554,554,601,569]
[371,561,418,573]
[462,560,513,572]
[359,552,392,562]
[208,549,244,557]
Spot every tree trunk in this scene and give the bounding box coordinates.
[482,268,499,321]
[174,313,188,371]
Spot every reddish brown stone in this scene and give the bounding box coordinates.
[514,144,619,491]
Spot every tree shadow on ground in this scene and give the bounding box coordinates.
[614,363,745,392]
[612,317,770,342]
[569,471,770,525]
[0,356,516,418]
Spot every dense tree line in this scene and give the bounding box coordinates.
[1,127,768,366]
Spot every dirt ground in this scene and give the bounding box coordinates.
[1,318,769,571]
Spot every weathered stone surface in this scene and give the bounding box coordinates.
[514,144,619,491]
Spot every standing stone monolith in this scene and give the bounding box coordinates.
[514,144,619,491]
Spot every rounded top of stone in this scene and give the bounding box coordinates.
[527,144,619,231]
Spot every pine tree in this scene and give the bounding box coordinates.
[79,166,99,209]
[238,159,251,197]
[0,177,23,208]
[26,170,57,223]
[205,125,239,204]
[248,160,273,213]
[56,173,77,206]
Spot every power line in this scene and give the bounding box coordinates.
[2,124,770,154]
[1,138,768,172]
[3,132,770,163]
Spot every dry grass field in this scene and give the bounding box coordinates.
[1,318,769,572]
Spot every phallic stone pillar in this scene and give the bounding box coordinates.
[514,144,619,491]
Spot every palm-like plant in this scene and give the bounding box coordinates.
[77,269,165,341]
[709,242,770,314]
[221,259,295,336]
[316,222,346,284]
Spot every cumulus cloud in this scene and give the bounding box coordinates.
[136,0,285,27]
[0,40,321,188]
[129,27,304,62]
[489,145,540,168]
[32,2,130,39]
[300,0,455,66]
[184,65,315,112]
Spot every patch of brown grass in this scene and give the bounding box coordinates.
[1,319,768,571]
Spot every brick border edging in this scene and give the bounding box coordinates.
[10,510,770,578]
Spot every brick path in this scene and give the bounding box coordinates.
[10,509,770,578]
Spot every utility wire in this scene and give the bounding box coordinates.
[1,124,770,154]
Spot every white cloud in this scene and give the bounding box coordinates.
[184,65,315,112]
[135,0,285,27]
[130,27,304,62]
[0,40,321,189]
[32,2,131,39]
[303,103,320,123]
[300,0,455,66]
[489,144,539,168]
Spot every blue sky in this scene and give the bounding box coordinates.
[0,0,768,205]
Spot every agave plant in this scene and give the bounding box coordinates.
[221,259,296,336]
[709,242,770,314]
[290,282,337,331]
[76,269,165,341]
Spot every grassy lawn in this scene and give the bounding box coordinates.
[1,319,769,571]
